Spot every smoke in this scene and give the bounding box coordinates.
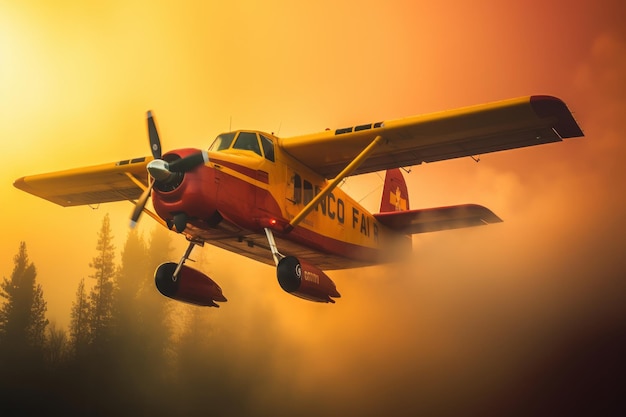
[172,31,626,416]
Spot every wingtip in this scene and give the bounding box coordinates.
[13,176,27,190]
[13,176,38,195]
[530,95,584,138]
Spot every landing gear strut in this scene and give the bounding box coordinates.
[264,228,284,266]
[172,240,198,280]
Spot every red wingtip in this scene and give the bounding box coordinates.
[530,95,584,138]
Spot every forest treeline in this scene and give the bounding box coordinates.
[0,214,287,417]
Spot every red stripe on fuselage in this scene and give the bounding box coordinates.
[211,158,269,184]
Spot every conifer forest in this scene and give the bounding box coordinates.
[1,213,625,416]
[0,214,291,416]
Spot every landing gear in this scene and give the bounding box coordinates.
[173,213,187,233]
[264,228,285,266]
[263,227,340,303]
[154,239,226,307]
[172,240,198,280]
[165,212,188,233]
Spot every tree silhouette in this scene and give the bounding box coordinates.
[113,228,147,337]
[63,223,179,415]
[0,242,51,416]
[44,321,68,367]
[114,225,175,410]
[0,241,48,357]
[87,213,116,351]
[69,277,90,357]
[139,225,174,359]
[108,228,149,406]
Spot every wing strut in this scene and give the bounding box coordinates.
[285,135,385,232]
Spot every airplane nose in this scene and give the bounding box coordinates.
[147,159,174,182]
[146,151,208,193]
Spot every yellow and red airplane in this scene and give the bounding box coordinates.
[14,95,583,307]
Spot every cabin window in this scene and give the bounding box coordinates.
[209,132,236,152]
[293,173,302,204]
[260,135,275,162]
[233,132,262,156]
[303,180,313,204]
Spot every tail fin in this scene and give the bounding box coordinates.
[379,168,410,213]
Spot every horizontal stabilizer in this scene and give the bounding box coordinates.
[374,204,502,234]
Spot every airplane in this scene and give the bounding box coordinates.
[14,95,584,307]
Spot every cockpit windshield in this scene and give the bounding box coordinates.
[233,132,262,156]
[208,132,236,152]
[208,131,275,162]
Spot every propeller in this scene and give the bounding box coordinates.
[147,111,162,159]
[130,111,209,228]
[130,179,155,228]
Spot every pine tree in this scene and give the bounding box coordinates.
[30,281,48,349]
[141,225,173,330]
[87,214,116,350]
[0,243,53,417]
[114,228,147,335]
[139,226,174,358]
[130,226,174,406]
[0,241,48,356]
[110,228,148,379]
[44,321,68,366]
[69,277,90,356]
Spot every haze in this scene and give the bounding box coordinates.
[1,0,625,415]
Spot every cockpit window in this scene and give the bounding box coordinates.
[233,132,262,157]
[209,132,236,152]
[260,135,275,162]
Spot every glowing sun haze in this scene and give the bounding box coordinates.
[1,0,625,414]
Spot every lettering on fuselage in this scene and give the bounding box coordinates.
[315,192,378,241]
[303,270,320,284]
[352,207,378,240]
[315,192,345,224]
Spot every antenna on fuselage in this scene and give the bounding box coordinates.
[275,120,282,136]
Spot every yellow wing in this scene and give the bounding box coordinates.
[277,95,584,178]
[14,156,152,207]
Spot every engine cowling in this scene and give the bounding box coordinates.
[155,262,227,307]
[276,256,341,303]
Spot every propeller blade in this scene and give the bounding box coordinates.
[147,111,162,159]
[168,150,209,173]
[130,180,155,228]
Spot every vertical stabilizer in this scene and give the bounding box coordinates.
[379,168,410,213]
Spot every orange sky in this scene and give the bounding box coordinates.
[1,0,625,414]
